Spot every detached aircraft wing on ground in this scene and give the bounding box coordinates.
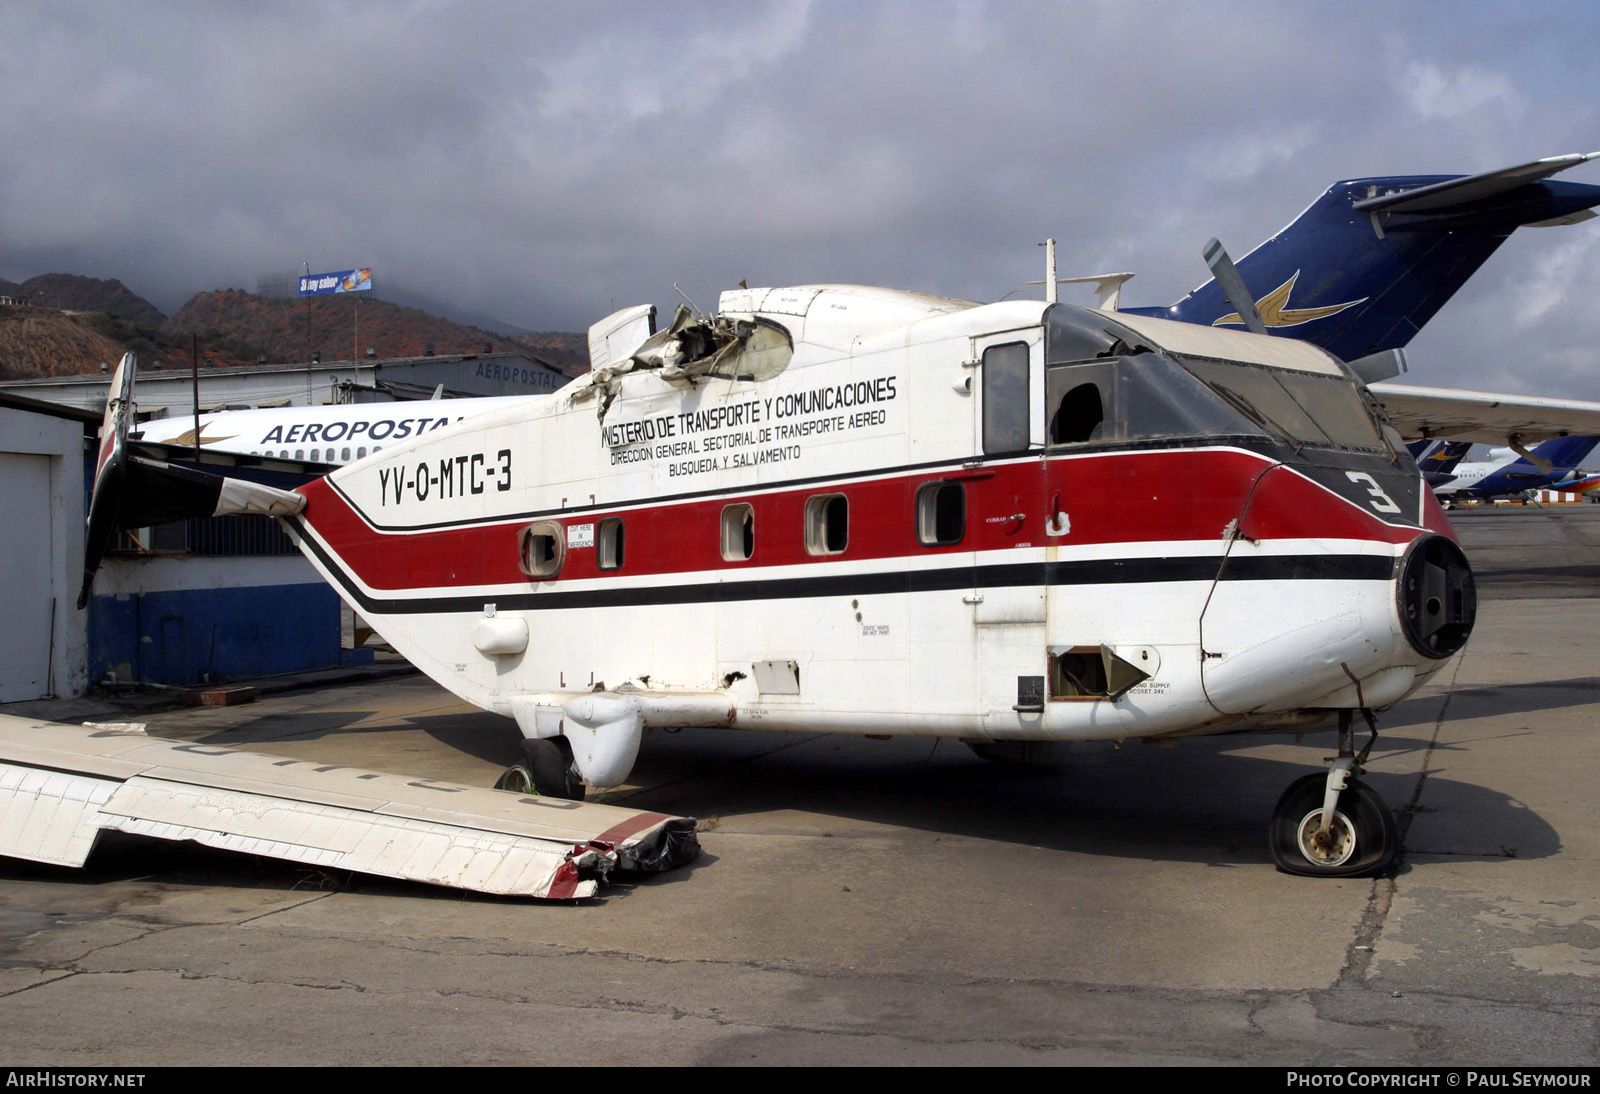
[0,715,697,899]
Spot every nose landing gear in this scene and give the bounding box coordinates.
[1269,708,1398,877]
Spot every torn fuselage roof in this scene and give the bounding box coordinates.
[0,716,698,899]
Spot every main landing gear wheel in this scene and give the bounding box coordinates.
[492,763,535,794]
[494,738,586,800]
[1268,773,1397,878]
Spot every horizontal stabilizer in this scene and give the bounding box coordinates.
[78,350,309,607]
[0,716,699,899]
[214,475,306,517]
[1353,152,1599,213]
[1527,207,1599,228]
[80,451,306,607]
[1055,272,1135,311]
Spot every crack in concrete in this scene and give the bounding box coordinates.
[1298,652,1456,1016]
[1329,659,1462,993]
[0,900,1507,1060]
[0,895,333,998]
[1396,656,1464,853]
[1339,877,1397,986]
[1303,648,1590,1059]
[228,892,337,926]
[18,964,1304,1057]
[0,968,81,998]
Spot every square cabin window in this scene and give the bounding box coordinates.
[518,520,565,578]
[721,503,755,561]
[804,494,848,555]
[916,481,965,546]
[597,517,625,571]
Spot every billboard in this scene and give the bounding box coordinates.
[299,267,373,296]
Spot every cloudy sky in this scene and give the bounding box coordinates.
[3,1,1599,397]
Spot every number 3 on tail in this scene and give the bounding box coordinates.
[1346,471,1401,514]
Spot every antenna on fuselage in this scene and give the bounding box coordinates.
[1203,238,1268,335]
[1026,239,1134,310]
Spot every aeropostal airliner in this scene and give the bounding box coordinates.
[133,395,540,466]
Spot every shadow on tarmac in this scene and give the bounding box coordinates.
[170,682,1578,876]
[603,725,1563,871]
[194,708,524,768]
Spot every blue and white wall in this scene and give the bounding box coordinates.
[88,554,373,687]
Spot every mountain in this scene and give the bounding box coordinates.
[0,273,590,380]
[515,330,588,371]
[161,290,586,373]
[12,274,166,326]
[372,284,533,338]
[0,305,134,380]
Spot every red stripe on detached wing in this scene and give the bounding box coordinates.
[593,812,672,846]
[544,859,583,900]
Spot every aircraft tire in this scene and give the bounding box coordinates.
[521,736,585,800]
[1268,773,1397,878]
[493,763,535,794]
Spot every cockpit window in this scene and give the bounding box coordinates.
[1178,356,1386,451]
[1045,354,1259,447]
[1041,302,1389,453]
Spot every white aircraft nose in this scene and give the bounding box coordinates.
[1198,533,1474,716]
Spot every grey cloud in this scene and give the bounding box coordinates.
[2,1,1597,396]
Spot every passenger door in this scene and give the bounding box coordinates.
[971,333,1048,719]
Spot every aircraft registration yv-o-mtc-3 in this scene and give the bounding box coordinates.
[213,283,1478,880]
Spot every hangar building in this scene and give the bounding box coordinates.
[0,393,376,702]
[0,349,568,415]
[0,350,571,702]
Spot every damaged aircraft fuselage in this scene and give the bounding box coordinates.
[274,285,1474,799]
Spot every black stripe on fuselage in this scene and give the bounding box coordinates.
[286,516,1395,616]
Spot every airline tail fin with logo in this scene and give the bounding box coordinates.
[1406,439,1475,485]
[1122,153,1600,361]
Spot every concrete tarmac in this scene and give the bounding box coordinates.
[1,506,1597,1065]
